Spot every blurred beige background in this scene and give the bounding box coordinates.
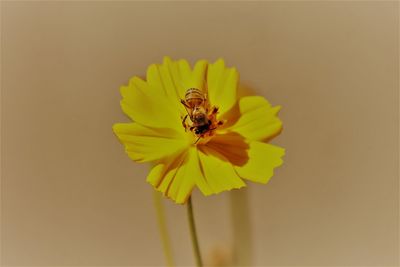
[1,1,398,266]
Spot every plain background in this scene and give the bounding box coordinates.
[1,1,398,266]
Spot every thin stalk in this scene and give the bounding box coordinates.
[230,189,252,266]
[187,196,203,267]
[153,191,175,267]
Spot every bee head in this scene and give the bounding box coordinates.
[193,113,206,124]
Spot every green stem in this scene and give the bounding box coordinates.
[153,191,175,267]
[230,189,252,266]
[187,196,203,267]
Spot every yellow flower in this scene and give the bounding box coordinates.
[113,57,284,204]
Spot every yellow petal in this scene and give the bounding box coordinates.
[120,76,181,130]
[146,147,213,204]
[207,59,238,116]
[146,152,191,204]
[156,153,191,204]
[113,123,188,163]
[205,132,249,167]
[188,147,213,196]
[146,57,209,117]
[198,146,246,194]
[235,141,285,184]
[190,59,208,89]
[228,96,283,141]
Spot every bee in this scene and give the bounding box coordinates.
[180,88,223,143]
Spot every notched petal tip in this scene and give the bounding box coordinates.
[213,58,239,76]
[214,58,226,66]
[163,56,176,67]
[112,122,128,134]
[273,105,282,114]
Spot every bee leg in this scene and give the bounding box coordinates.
[194,137,201,144]
[180,99,191,109]
[211,106,219,114]
[181,114,189,131]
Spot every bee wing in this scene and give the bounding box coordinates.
[180,99,193,117]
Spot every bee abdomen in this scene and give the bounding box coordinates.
[185,88,204,100]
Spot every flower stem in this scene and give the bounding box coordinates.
[187,196,203,267]
[230,189,252,266]
[153,191,175,267]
